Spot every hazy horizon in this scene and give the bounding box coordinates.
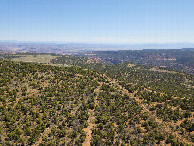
[1,40,194,46]
[1,40,194,50]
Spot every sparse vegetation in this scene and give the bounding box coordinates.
[0,51,193,145]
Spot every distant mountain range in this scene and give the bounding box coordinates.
[0,41,194,53]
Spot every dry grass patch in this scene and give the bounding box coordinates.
[11,55,59,64]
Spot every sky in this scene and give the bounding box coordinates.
[0,0,194,44]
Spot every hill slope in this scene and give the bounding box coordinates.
[0,60,193,145]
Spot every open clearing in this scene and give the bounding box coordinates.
[11,54,59,64]
[149,67,177,74]
[127,63,136,68]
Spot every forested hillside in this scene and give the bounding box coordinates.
[0,57,193,145]
[82,49,194,73]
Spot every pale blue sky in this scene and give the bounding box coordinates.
[0,0,194,44]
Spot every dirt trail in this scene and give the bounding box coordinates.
[82,110,95,146]
[32,127,52,146]
[82,81,102,146]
